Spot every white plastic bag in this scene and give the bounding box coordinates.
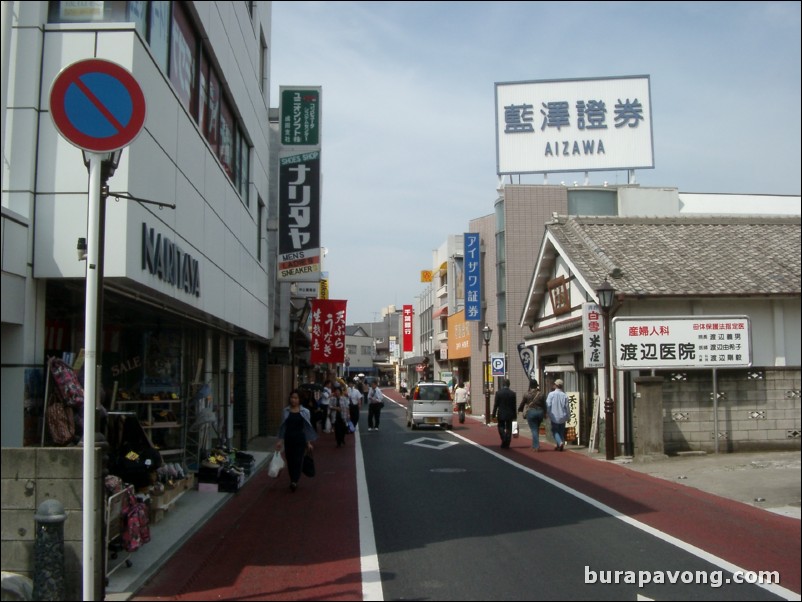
[324,416,332,433]
[267,451,285,478]
[512,421,519,438]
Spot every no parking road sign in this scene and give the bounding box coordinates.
[50,59,146,152]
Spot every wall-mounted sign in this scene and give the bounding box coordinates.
[141,222,200,297]
[495,75,653,175]
[582,303,605,369]
[464,233,481,321]
[278,151,321,281]
[612,316,752,369]
[403,304,414,352]
[280,87,320,147]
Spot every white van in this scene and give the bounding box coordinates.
[406,381,453,430]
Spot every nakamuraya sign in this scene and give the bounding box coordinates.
[495,75,654,175]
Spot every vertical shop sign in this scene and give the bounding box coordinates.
[464,233,481,321]
[582,302,605,369]
[403,304,414,352]
[278,151,321,280]
[310,299,347,364]
[280,87,320,146]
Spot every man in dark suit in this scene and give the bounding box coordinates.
[492,379,517,449]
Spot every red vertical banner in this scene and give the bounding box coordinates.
[310,299,347,364]
[403,304,414,352]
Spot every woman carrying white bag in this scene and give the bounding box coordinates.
[274,390,318,491]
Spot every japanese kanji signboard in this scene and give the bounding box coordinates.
[612,316,752,370]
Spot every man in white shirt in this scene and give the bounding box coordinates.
[348,380,362,429]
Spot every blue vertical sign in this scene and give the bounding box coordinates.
[464,233,481,321]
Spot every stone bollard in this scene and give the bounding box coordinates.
[32,499,67,601]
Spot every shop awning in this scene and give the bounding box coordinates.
[437,261,448,276]
[433,305,448,318]
[402,355,426,365]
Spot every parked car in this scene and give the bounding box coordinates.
[406,381,453,430]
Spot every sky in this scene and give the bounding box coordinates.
[269,1,802,324]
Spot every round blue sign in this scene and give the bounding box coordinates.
[50,59,146,153]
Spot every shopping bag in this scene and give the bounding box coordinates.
[323,416,332,433]
[512,421,519,438]
[267,451,285,478]
[302,451,315,477]
[347,419,355,433]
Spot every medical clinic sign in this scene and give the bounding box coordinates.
[612,316,752,370]
[495,75,653,175]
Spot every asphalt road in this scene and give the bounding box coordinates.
[130,388,799,602]
[362,398,793,601]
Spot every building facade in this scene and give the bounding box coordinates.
[2,1,277,452]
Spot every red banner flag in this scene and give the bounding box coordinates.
[310,299,347,364]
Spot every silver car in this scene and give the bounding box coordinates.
[406,381,453,430]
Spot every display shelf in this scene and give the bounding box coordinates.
[140,422,182,429]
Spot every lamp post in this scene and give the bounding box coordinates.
[596,279,616,460]
[482,325,492,425]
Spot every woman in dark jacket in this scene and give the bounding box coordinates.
[276,389,318,491]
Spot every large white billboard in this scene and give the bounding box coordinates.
[495,75,654,175]
[612,316,752,370]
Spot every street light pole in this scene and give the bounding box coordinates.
[482,325,492,425]
[596,279,616,461]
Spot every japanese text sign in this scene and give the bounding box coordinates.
[278,151,321,281]
[464,233,481,321]
[582,303,606,369]
[280,87,320,146]
[403,304,413,352]
[495,75,653,175]
[310,299,347,364]
[612,316,752,370]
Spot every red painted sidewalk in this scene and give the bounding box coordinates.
[133,388,800,600]
[132,429,362,601]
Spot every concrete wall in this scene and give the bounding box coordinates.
[661,368,801,453]
[1,446,103,600]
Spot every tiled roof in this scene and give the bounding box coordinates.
[547,215,801,297]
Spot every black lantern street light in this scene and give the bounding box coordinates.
[596,279,617,460]
[482,325,493,425]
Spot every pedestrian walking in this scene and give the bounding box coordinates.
[454,381,469,423]
[275,390,317,492]
[546,379,570,451]
[319,380,332,432]
[329,383,349,447]
[492,379,517,449]
[367,381,384,431]
[348,379,362,429]
[518,380,546,451]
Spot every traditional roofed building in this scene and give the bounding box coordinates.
[520,214,801,455]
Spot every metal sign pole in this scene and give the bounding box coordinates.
[82,153,102,600]
[713,368,719,455]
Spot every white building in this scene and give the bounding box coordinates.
[2,1,276,452]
